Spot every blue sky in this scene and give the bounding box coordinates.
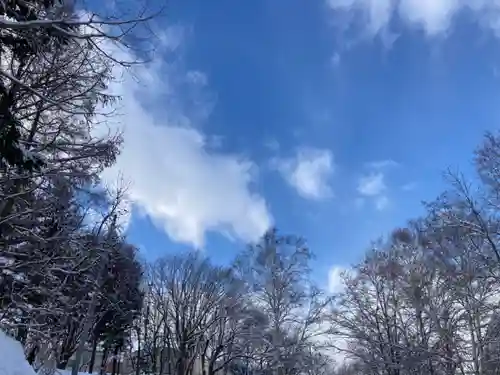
[100,0,500,290]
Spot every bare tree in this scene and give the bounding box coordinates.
[330,204,500,375]
[235,228,333,375]
[137,252,243,375]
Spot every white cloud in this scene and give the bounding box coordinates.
[273,148,334,200]
[357,171,390,210]
[327,0,500,38]
[357,172,386,196]
[185,70,208,86]
[98,30,272,248]
[328,265,348,293]
[398,0,459,35]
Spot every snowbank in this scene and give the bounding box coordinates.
[0,329,37,375]
[55,370,99,375]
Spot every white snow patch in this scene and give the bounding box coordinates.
[55,370,100,375]
[0,329,37,375]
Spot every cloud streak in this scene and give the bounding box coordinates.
[327,0,500,38]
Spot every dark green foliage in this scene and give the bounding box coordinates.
[0,0,77,173]
[95,242,144,342]
[0,118,45,172]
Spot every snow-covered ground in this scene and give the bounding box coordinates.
[0,329,100,375]
[0,329,37,375]
[55,371,99,375]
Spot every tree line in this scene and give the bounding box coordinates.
[129,129,500,375]
[0,0,153,373]
[332,133,500,375]
[129,231,332,375]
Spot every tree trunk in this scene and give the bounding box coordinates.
[166,336,172,375]
[71,291,98,375]
[159,346,165,375]
[176,356,185,375]
[207,346,222,375]
[112,345,119,375]
[100,345,109,375]
[73,220,116,375]
[151,334,157,375]
[89,335,99,374]
[135,333,141,375]
[27,345,38,365]
[15,316,27,345]
[57,355,71,370]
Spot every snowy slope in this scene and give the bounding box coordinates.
[0,329,37,375]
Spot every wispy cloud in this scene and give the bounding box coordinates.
[99,28,272,248]
[273,147,334,200]
[264,138,281,152]
[328,266,346,294]
[357,167,391,211]
[358,172,386,197]
[331,52,341,67]
[328,265,355,294]
[402,182,417,191]
[375,195,390,210]
[327,0,500,38]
